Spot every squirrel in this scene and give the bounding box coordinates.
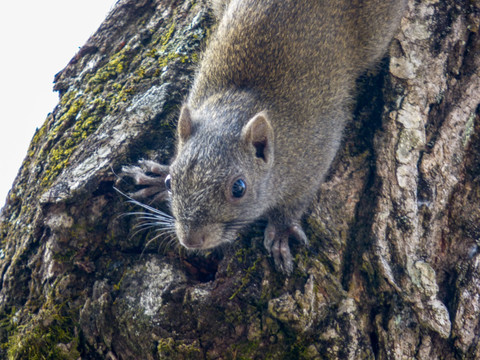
[122,0,407,274]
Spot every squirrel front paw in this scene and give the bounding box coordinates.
[121,159,170,203]
[263,221,309,275]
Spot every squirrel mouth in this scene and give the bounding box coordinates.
[177,221,230,250]
[180,237,222,250]
[181,242,204,250]
[178,229,207,249]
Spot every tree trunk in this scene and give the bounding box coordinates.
[0,0,479,359]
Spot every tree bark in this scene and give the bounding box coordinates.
[0,0,479,359]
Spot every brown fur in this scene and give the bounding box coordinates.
[127,0,407,274]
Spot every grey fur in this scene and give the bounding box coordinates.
[125,0,407,274]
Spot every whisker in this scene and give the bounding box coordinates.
[127,216,175,230]
[158,233,176,253]
[124,211,173,220]
[136,219,174,228]
[115,186,179,255]
[133,222,160,231]
[131,224,160,238]
[132,219,175,230]
[145,232,164,247]
[141,228,179,257]
[114,187,173,218]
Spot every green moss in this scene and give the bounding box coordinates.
[229,255,261,300]
[31,124,47,147]
[360,258,382,298]
[463,111,476,147]
[190,52,199,63]
[49,98,85,138]
[157,337,175,354]
[146,48,159,58]
[0,308,17,351]
[112,82,123,91]
[59,90,78,107]
[4,302,79,360]
[53,249,76,264]
[136,66,147,79]
[113,269,129,292]
[288,338,324,360]
[86,51,128,90]
[227,340,262,360]
[40,144,75,188]
[160,21,177,50]
[157,337,201,360]
[157,53,188,69]
[26,5,206,192]
[26,124,48,159]
[39,93,109,188]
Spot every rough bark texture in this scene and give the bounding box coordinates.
[0,0,479,359]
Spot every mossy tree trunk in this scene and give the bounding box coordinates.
[0,0,479,359]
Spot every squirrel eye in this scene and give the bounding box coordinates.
[231,178,246,198]
[165,174,172,192]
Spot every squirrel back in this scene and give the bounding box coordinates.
[193,0,405,109]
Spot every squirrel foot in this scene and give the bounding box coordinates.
[121,160,170,203]
[263,221,309,275]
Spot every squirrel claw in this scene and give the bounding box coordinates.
[263,221,308,275]
[290,223,309,246]
[138,159,169,176]
[120,160,170,203]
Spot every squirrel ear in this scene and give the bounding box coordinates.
[241,112,274,164]
[178,105,192,142]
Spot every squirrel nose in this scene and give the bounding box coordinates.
[180,231,206,249]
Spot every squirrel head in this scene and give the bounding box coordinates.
[166,103,274,249]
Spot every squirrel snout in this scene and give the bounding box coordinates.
[180,231,206,249]
[177,223,227,250]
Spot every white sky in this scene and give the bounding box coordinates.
[0,1,117,208]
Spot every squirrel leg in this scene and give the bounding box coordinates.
[121,159,170,203]
[263,220,309,274]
